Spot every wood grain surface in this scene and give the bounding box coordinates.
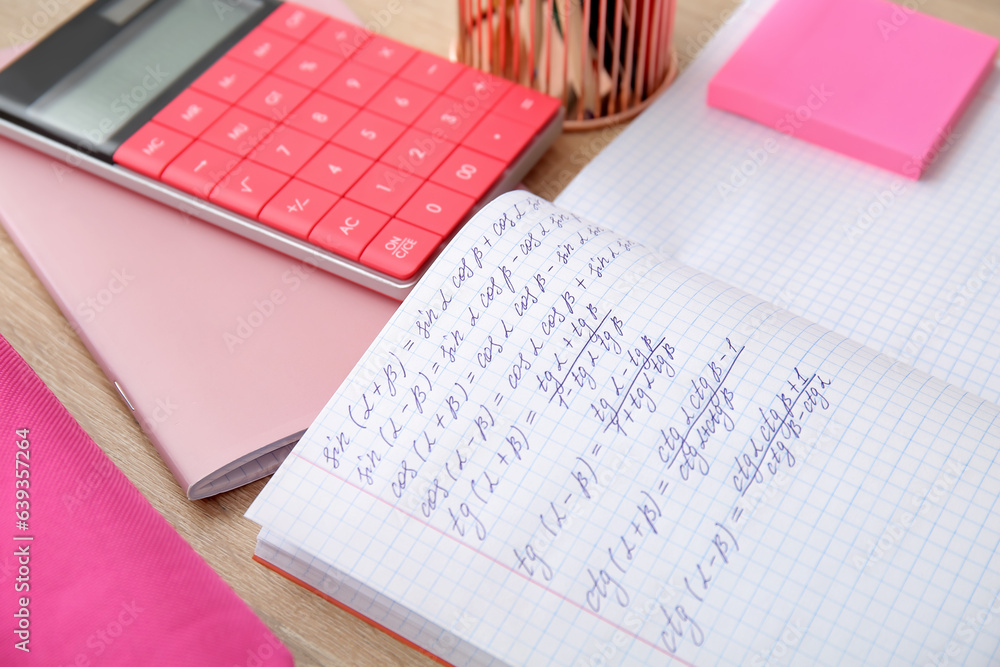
[1,1,998,664]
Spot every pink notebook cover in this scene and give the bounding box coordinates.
[0,334,293,665]
[0,0,398,498]
[706,0,998,178]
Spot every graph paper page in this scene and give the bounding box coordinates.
[248,193,1000,666]
[556,0,1000,405]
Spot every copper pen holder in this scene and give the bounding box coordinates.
[455,0,678,129]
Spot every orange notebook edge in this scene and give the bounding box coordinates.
[252,554,452,666]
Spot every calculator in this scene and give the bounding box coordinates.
[0,0,563,298]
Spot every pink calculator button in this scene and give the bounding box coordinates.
[261,2,326,40]
[161,141,240,198]
[309,199,388,260]
[361,219,442,280]
[273,43,343,88]
[236,75,311,121]
[259,179,338,240]
[153,89,228,137]
[248,126,322,175]
[398,52,463,92]
[320,62,390,107]
[228,27,298,71]
[283,92,357,140]
[201,107,276,156]
[332,110,406,159]
[462,114,536,162]
[396,181,474,236]
[297,144,373,194]
[209,161,289,219]
[493,85,562,130]
[445,69,512,110]
[191,57,266,104]
[380,128,456,179]
[114,122,191,179]
[430,146,506,200]
[346,162,422,216]
[352,35,417,75]
[308,18,371,59]
[415,96,488,142]
[367,78,436,125]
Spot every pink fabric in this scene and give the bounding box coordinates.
[0,335,293,666]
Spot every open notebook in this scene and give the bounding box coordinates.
[246,0,1000,663]
[248,192,1000,665]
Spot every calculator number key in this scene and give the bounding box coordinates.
[332,110,406,159]
[367,79,436,125]
[321,62,390,107]
[347,163,422,216]
[415,96,487,142]
[273,43,344,89]
[380,128,456,179]
[248,127,323,175]
[396,181,475,236]
[297,145,373,195]
[430,147,506,200]
[283,92,357,140]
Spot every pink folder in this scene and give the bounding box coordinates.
[0,334,293,665]
[707,0,998,178]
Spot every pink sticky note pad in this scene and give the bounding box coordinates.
[707,0,998,178]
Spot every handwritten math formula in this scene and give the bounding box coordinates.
[311,194,839,662]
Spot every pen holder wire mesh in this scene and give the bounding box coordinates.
[455,0,678,130]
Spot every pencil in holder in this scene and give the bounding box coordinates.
[455,0,678,129]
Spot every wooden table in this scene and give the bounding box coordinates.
[1,1,998,664]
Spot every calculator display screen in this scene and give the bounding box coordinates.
[28,0,262,145]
